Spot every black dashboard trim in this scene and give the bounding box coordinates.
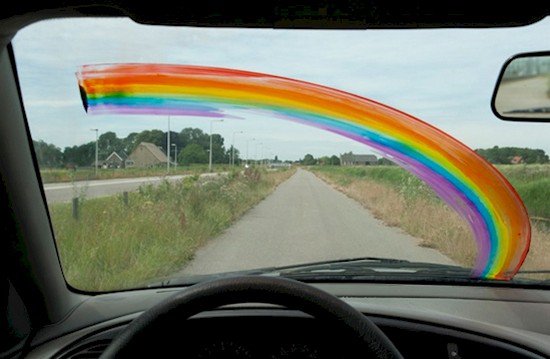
[369,315,547,359]
[49,309,546,359]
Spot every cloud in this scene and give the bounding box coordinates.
[12,17,550,159]
[25,99,81,108]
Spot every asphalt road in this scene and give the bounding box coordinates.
[181,168,454,275]
[43,173,223,203]
[495,76,550,119]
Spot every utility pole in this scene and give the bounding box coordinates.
[90,128,98,176]
[167,116,170,173]
[255,142,262,166]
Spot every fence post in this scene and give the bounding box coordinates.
[72,197,79,220]
[123,191,129,207]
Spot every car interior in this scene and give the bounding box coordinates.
[1,1,550,358]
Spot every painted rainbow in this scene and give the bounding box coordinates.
[76,63,531,280]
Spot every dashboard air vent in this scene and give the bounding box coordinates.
[58,339,111,359]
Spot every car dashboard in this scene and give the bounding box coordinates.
[24,283,550,358]
[1,2,550,359]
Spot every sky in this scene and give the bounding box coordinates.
[11,17,550,161]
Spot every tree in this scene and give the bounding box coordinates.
[134,130,165,151]
[316,155,340,165]
[226,146,241,164]
[210,134,227,163]
[177,128,227,163]
[33,140,63,168]
[329,155,341,165]
[180,143,208,165]
[123,132,139,154]
[178,128,209,149]
[36,127,240,168]
[475,146,549,164]
[317,156,328,165]
[98,131,124,158]
[302,154,317,165]
[63,142,95,167]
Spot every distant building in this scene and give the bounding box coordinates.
[126,142,168,168]
[267,162,291,169]
[103,151,126,168]
[340,152,377,166]
[510,155,523,164]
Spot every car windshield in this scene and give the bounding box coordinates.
[12,18,550,292]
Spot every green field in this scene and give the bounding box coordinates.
[313,164,550,221]
[496,165,550,220]
[312,164,549,276]
[39,164,235,184]
[49,168,295,291]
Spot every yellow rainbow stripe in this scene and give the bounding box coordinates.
[77,63,531,279]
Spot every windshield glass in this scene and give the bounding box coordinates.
[13,18,550,291]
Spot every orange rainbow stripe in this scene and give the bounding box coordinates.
[77,63,531,279]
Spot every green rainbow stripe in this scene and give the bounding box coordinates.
[77,63,531,279]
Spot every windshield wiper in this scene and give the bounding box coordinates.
[146,257,414,288]
[268,257,474,282]
[146,267,278,288]
[146,257,477,288]
[146,258,550,288]
[272,259,549,285]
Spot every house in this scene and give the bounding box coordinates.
[510,155,523,164]
[103,151,126,168]
[91,151,127,169]
[126,142,168,168]
[340,152,377,166]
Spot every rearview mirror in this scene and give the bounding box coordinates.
[492,52,550,122]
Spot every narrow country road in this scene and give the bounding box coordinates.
[181,168,453,275]
[44,173,223,204]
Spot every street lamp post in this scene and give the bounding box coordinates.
[255,142,262,166]
[172,144,177,168]
[259,143,264,166]
[209,119,224,172]
[231,131,243,166]
[90,128,98,176]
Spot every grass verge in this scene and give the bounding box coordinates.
[49,167,295,291]
[40,164,234,184]
[311,165,549,279]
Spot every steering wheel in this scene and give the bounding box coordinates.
[100,276,403,358]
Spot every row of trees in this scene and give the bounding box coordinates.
[299,147,550,167]
[33,128,241,168]
[300,154,394,166]
[475,146,549,164]
[301,154,341,166]
[34,137,549,169]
